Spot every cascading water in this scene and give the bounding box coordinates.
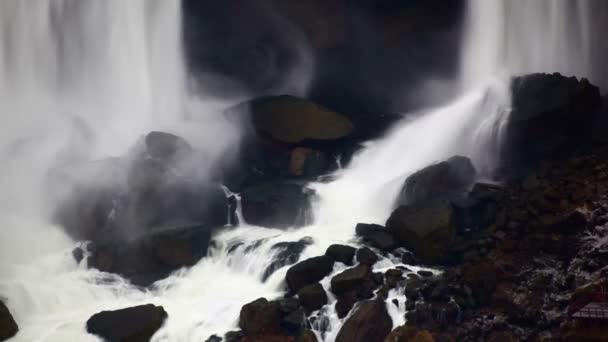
[462,0,608,90]
[0,1,604,342]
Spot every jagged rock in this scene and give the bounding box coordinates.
[334,299,392,342]
[86,224,212,286]
[241,181,314,228]
[396,156,476,206]
[504,73,602,166]
[297,284,328,313]
[325,244,356,265]
[285,256,334,293]
[263,237,314,281]
[239,298,282,336]
[0,301,18,341]
[86,304,167,342]
[355,223,396,251]
[355,247,378,266]
[386,199,456,264]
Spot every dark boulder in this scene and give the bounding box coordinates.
[289,147,331,178]
[241,181,314,228]
[325,244,356,265]
[87,225,213,286]
[356,247,378,266]
[263,238,314,281]
[86,304,167,342]
[297,284,328,313]
[396,156,476,206]
[330,265,373,295]
[335,291,359,319]
[386,326,435,342]
[386,199,456,264]
[355,223,396,251]
[0,301,18,341]
[285,256,334,294]
[143,131,192,164]
[334,299,392,342]
[504,73,602,167]
[244,95,354,144]
[239,298,282,336]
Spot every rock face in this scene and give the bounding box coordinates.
[0,301,18,341]
[334,299,392,342]
[386,199,456,264]
[285,256,334,294]
[397,156,476,206]
[504,73,602,167]
[86,304,167,342]
[241,181,314,228]
[246,95,354,144]
[85,225,213,286]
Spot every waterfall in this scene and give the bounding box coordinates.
[462,0,608,90]
[0,1,604,342]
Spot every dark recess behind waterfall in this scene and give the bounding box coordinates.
[182,0,465,115]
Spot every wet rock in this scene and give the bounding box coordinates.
[325,244,356,265]
[241,181,314,229]
[245,95,354,144]
[0,301,18,341]
[263,237,314,281]
[504,73,602,166]
[224,330,245,342]
[418,270,434,278]
[239,298,282,336]
[331,265,373,295]
[205,335,222,342]
[355,247,378,265]
[285,256,334,294]
[536,209,587,234]
[297,284,328,313]
[297,330,319,342]
[335,291,358,318]
[144,131,192,164]
[282,309,306,335]
[289,147,330,177]
[396,156,476,206]
[86,304,167,342]
[87,224,213,287]
[386,326,435,342]
[355,223,396,251]
[386,199,456,264]
[385,269,405,288]
[335,299,392,342]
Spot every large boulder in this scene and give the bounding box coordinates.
[297,283,328,313]
[396,156,476,206]
[86,304,167,342]
[334,299,392,342]
[85,224,213,286]
[285,256,334,294]
[54,131,231,244]
[239,298,282,336]
[245,95,354,144]
[386,199,456,264]
[263,238,314,281]
[355,223,396,251]
[325,244,356,265]
[241,181,314,228]
[504,73,602,167]
[0,301,18,341]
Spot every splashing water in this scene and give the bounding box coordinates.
[0,0,604,341]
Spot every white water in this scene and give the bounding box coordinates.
[462,0,608,90]
[0,1,604,342]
